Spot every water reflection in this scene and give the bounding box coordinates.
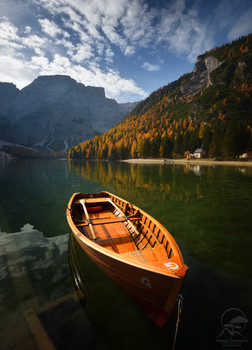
[186,164,203,176]
[0,159,251,349]
[68,232,177,350]
[0,160,104,235]
[68,160,252,278]
[0,224,71,324]
[0,224,88,349]
[68,160,202,203]
[68,229,252,350]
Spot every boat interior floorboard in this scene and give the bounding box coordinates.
[75,200,174,268]
[83,209,137,253]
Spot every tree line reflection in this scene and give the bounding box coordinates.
[68,160,207,204]
[68,160,252,278]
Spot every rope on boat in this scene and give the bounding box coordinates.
[172,294,184,350]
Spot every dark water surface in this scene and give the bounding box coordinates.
[0,160,251,349]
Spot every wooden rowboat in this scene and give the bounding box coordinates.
[66,191,189,327]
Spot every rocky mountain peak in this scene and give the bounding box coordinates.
[0,75,128,152]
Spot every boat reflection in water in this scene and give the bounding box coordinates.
[68,232,178,350]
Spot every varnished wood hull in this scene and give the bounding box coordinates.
[66,191,188,327]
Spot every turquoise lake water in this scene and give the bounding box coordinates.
[0,160,251,349]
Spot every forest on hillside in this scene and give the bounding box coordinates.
[69,34,252,161]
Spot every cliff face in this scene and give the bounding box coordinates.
[0,83,20,133]
[0,75,127,152]
[181,56,222,95]
[0,83,19,113]
[236,61,248,80]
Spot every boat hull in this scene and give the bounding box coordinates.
[72,230,184,327]
[67,191,188,327]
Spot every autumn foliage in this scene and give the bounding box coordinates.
[69,34,252,161]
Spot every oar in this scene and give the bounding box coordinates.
[79,199,97,240]
[107,199,141,237]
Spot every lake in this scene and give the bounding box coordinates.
[0,159,251,350]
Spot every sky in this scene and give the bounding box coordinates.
[0,0,251,103]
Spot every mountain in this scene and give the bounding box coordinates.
[0,83,19,134]
[0,83,19,113]
[69,34,252,160]
[119,101,140,114]
[0,75,129,152]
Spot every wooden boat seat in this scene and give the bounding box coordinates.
[76,198,110,204]
[76,216,141,227]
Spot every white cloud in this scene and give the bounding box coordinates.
[61,9,84,30]
[0,55,35,88]
[80,66,147,101]
[63,30,70,38]
[55,38,74,52]
[123,45,135,56]
[45,54,71,72]
[228,8,252,40]
[31,0,214,64]
[21,34,48,50]
[157,3,214,62]
[105,47,114,63]
[35,0,154,56]
[24,26,32,34]
[102,22,132,55]
[0,0,212,102]
[121,0,156,48]
[34,47,44,56]
[158,0,186,35]
[30,55,49,68]
[39,18,62,37]
[0,48,147,101]
[142,62,160,71]
[0,19,19,43]
[0,4,147,102]
[48,54,147,101]
[70,43,94,62]
[214,0,240,31]
[3,0,251,103]
[212,0,252,43]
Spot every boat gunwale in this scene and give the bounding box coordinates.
[66,191,187,279]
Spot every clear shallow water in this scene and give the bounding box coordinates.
[0,160,251,349]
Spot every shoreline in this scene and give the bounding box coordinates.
[121,158,252,167]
